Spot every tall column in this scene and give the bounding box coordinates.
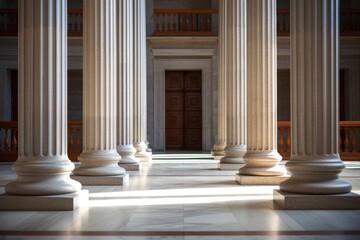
[0,0,85,210]
[133,0,151,162]
[237,0,288,184]
[219,0,247,170]
[117,0,141,171]
[211,0,227,160]
[73,0,128,185]
[274,0,360,209]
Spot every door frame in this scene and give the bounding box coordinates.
[153,58,213,151]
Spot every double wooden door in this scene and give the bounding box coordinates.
[165,71,202,150]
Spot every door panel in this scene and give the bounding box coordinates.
[165,71,202,150]
[185,92,201,111]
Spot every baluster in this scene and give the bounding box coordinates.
[167,14,171,32]
[278,128,284,153]
[173,13,177,32]
[11,128,18,152]
[4,128,9,153]
[179,14,183,31]
[0,13,3,32]
[192,13,196,32]
[199,15,204,31]
[344,127,349,152]
[68,127,74,153]
[277,13,280,32]
[185,14,189,31]
[161,13,166,32]
[350,127,356,152]
[286,127,291,153]
[74,14,79,33]
[155,13,160,32]
[206,14,211,32]
[0,128,3,152]
[283,13,287,33]
[339,127,344,152]
[76,127,81,153]
[68,13,72,33]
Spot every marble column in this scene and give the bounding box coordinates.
[133,0,151,162]
[117,0,141,171]
[274,0,360,209]
[237,0,288,185]
[211,0,227,160]
[0,0,86,211]
[73,0,128,185]
[219,0,247,170]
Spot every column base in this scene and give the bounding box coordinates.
[273,190,360,210]
[71,173,129,185]
[0,190,88,211]
[119,163,141,171]
[218,163,244,170]
[236,174,289,185]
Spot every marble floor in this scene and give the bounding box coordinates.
[0,152,360,240]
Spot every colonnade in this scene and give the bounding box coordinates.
[213,0,358,209]
[0,0,150,210]
[0,0,358,211]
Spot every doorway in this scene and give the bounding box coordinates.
[165,71,202,150]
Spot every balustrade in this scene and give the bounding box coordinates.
[1,121,359,161]
[68,9,83,37]
[0,9,17,36]
[153,9,218,36]
[0,8,359,37]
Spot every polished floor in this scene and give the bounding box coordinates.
[0,153,360,240]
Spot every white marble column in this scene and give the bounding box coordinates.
[237,0,287,184]
[117,0,141,171]
[73,0,128,185]
[0,0,86,210]
[274,0,359,209]
[211,0,227,160]
[133,0,151,162]
[219,0,247,170]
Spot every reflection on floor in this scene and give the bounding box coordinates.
[0,153,360,240]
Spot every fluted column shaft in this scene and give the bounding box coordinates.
[239,0,285,176]
[220,0,247,164]
[280,0,351,194]
[133,0,151,161]
[117,0,139,164]
[212,0,227,159]
[6,0,81,195]
[74,0,125,176]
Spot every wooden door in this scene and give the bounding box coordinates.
[165,71,202,150]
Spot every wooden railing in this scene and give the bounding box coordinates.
[277,8,360,36]
[0,9,83,37]
[68,9,83,37]
[277,9,290,36]
[277,121,360,160]
[0,122,18,161]
[1,121,360,161]
[0,9,17,36]
[1,8,359,37]
[68,121,82,161]
[153,9,218,36]
[0,121,82,162]
[278,121,291,160]
[340,9,360,36]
